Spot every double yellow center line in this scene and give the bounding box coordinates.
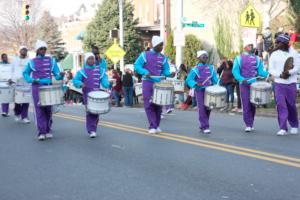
[55,112,300,169]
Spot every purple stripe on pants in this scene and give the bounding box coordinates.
[32,85,52,135]
[274,83,299,131]
[240,83,256,127]
[142,80,162,129]
[1,103,9,114]
[14,103,29,119]
[195,89,211,130]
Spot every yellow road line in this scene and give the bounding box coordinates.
[54,112,300,168]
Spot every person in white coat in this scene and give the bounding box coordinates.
[269,33,300,136]
[11,46,30,123]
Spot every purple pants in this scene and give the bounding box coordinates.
[86,112,99,133]
[142,80,162,129]
[1,103,9,114]
[274,83,299,131]
[195,90,211,130]
[32,85,52,136]
[14,103,29,119]
[240,83,256,127]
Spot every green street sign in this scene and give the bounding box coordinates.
[183,21,205,28]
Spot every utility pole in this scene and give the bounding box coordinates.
[119,0,124,72]
[160,0,165,52]
[175,0,183,68]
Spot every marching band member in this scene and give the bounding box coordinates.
[134,36,172,134]
[269,34,300,136]
[11,46,30,123]
[186,50,219,134]
[73,52,110,138]
[1,53,11,117]
[23,40,65,141]
[232,39,269,133]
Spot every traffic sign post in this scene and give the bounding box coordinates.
[105,40,126,64]
[240,4,261,28]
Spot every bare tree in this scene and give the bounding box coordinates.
[0,0,41,53]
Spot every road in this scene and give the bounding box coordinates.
[0,105,299,200]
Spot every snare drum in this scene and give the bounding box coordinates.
[250,81,272,105]
[15,86,31,104]
[204,85,226,109]
[0,82,14,103]
[134,83,142,96]
[87,91,111,114]
[166,78,184,93]
[39,85,64,106]
[152,82,174,106]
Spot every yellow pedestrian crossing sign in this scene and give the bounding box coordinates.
[105,42,126,64]
[240,5,260,28]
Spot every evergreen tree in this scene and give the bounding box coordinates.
[84,0,142,64]
[35,11,67,60]
[165,33,175,62]
[183,34,203,68]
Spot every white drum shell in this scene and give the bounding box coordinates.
[250,81,272,105]
[152,84,174,106]
[0,83,14,103]
[15,86,31,104]
[39,85,64,106]
[87,91,111,114]
[204,85,227,109]
[166,78,184,93]
[135,83,143,96]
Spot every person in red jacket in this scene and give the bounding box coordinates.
[112,70,122,107]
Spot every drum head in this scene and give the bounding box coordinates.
[205,85,226,93]
[155,82,173,88]
[0,82,9,88]
[251,81,272,89]
[88,91,110,99]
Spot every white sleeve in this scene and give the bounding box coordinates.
[268,53,281,78]
[289,50,300,75]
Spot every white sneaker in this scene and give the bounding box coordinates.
[148,128,156,134]
[38,135,46,141]
[156,127,162,133]
[45,133,53,139]
[166,108,173,114]
[245,127,253,132]
[1,112,9,117]
[277,129,288,136]
[89,132,97,138]
[290,128,298,135]
[15,115,21,122]
[203,129,211,134]
[161,115,164,119]
[22,118,30,124]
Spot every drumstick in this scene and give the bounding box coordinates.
[150,76,166,79]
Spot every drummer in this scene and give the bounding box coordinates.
[73,52,110,138]
[134,35,172,134]
[232,39,269,133]
[23,40,65,141]
[269,34,300,136]
[1,53,11,117]
[186,50,219,134]
[11,46,30,123]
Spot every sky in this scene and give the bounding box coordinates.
[42,0,99,17]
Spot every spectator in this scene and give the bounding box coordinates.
[112,70,122,107]
[218,59,235,111]
[63,70,73,104]
[289,28,298,48]
[122,68,134,107]
[177,64,188,104]
[256,34,264,59]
